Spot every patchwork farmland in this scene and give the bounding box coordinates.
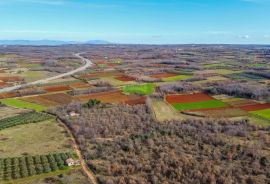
[0,45,269,183]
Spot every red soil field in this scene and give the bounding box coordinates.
[81,71,123,79]
[43,85,72,93]
[69,82,91,89]
[115,75,136,81]
[0,92,18,99]
[96,60,107,64]
[125,96,146,105]
[107,63,118,67]
[0,81,8,87]
[150,73,177,79]
[0,76,22,82]
[239,103,270,111]
[166,93,214,104]
[23,93,73,106]
[74,90,143,105]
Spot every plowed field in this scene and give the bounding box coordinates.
[166,93,214,104]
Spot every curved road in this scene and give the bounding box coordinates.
[0,53,92,93]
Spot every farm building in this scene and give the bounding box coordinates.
[66,158,80,166]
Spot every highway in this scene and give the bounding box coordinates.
[0,53,92,93]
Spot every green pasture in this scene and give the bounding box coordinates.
[0,98,47,112]
[250,109,270,121]
[163,75,192,82]
[123,83,155,95]
[172,100,228,111]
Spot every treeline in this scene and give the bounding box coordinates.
[206,81,270,101]
[68,87,114,96]
[0,112,52,130]
[157,82,199,94]
[52,104,270,184]
[246,71,270,79]
[0,152,75,181]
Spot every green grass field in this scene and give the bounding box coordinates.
[163,75,192,82]
[0,98,47,111]
[123,83,155,95]
[250,109,270,121]
[0,120,72,158]
[172,100,228,111]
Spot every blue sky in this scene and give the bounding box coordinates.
[0,0,270,44]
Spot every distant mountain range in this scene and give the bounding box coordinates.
[0,40,111,46]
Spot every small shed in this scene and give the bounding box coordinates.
[66,158,75,166]
[66,158,81,166]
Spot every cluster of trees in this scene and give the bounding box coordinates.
[157,82,199,94]
[246,71,270,79]
[52,104,270,184]
[18,87,46,96]
[68,87,114,96]
[206,81,270,101]
[0,153,74,181]
[0,112,52,130]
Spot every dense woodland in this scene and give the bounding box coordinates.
[51,103,270,184]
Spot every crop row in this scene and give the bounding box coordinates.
[0,112,53,130]
[0,152,75,181]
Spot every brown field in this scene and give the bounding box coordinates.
[0,92,18,99]
[23,93,73,106]
[166,92,214,103]
[201,108,248,118]
[0,76,23,82]
[150,73,177,79]
[43,85,72,93]
[115,75,136,81]
[239,103,270,111]
[125,96,146,105]
[0,81,8,87]
[81,71,123,79]
[69,82,91,89]
[226,99,259,107]
[74,90,144,104]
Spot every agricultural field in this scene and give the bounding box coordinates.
[0,152,76,181]
[250,109,270,120]
[0,119,72,157]
[74,90,145,105]
[23,93,74,107]
[163,74,193,82]
[12,169,89,184]
[123,83,155,95]
[0,106,31,119]
[172,99,228,111]
[151,98,187,121]
[0,45,270,183]
[0,98,47,111]
[0,112,52,130]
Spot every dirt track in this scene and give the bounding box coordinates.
[56,118,98,184]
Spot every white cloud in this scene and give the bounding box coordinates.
[238,35,250,39]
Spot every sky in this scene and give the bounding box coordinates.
[0,0,270,44]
